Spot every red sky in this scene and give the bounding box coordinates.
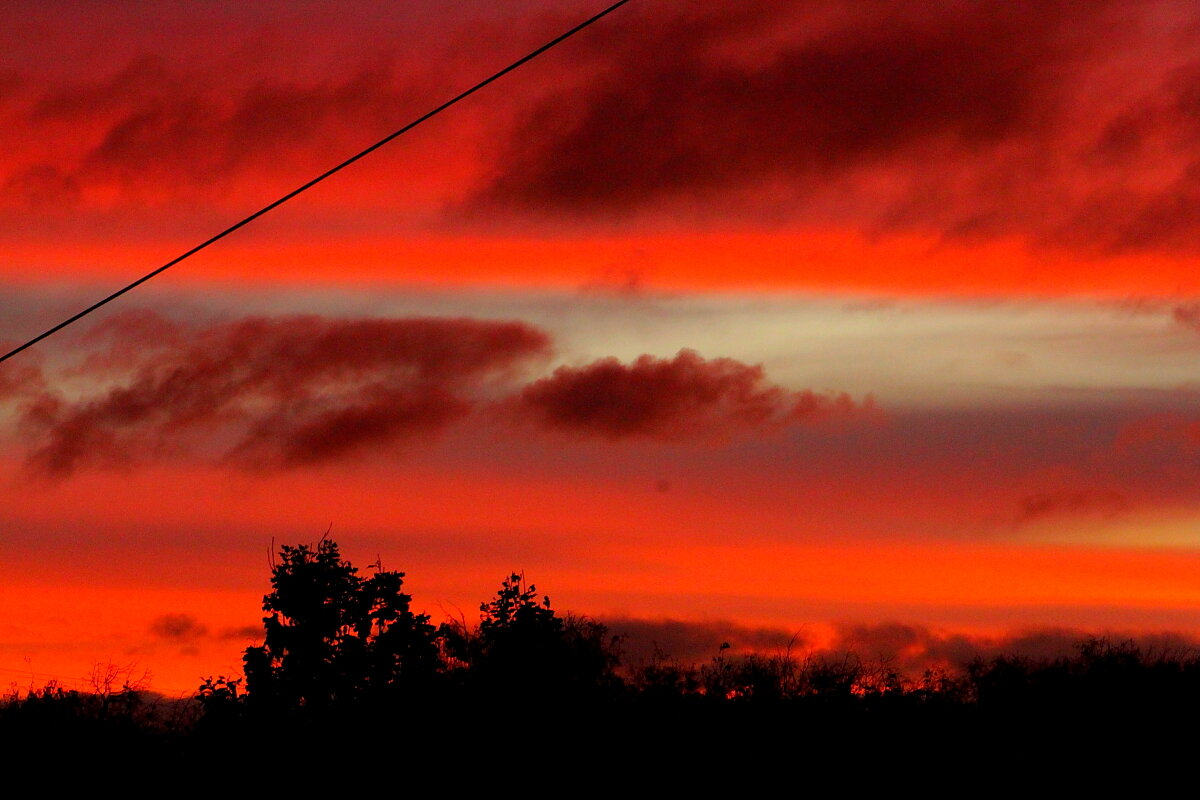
[4,1,1200,695]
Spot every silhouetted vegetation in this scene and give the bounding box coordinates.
[1,672,196,749]
[239,538,440,715]
[9,537,1200,758]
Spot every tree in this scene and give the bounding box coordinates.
[477,573,563,667]
[443,572,620,700]
[241,537,438,714]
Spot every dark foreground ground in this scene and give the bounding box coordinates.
[3,636,1197,782]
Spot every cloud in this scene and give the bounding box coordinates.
[1173,303,1200,332]
[1011,489,1129,526]
[606,617,805,666]
[1114,412,1200,451]
[461,2,1200,257]
[515,349,863,440]
[472,3,1108,210]
[219,625,262,641]
[602,617,1200,679]
[75,61,418,193]
[1066,59,1200,254]
[149,613,208,642]
[826,622,1200,677]
[4,312,867,475]
[1,165,82,209]
[8,2,1200,258]
[0,353,44,401]
[0,50,441,208]
[15,312,550,474]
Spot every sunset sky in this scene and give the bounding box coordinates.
[5,1,1200,695]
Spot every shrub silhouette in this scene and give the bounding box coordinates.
[241,537,438,715]
[963,635,1200,720]
[2,675,196,746]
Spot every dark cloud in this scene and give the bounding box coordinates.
[15,312,550,474]
[473,2,1110,211]
[516,349,862,440]
[1012,488,1129,526]
[607,617,805,666]
[827,622,1200,677]
[3,311,866,475]
[832,623,1095,673]
[602,617,1200,679]
[219,625,262,641]
[462,2,1200,257]
[149,613,208,642]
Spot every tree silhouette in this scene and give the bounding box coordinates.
[242,537,438,714]
[477,573,563,665]
[439,572,620,702]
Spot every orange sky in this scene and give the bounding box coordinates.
[7,232,1200,297]
[4,1,1200,695]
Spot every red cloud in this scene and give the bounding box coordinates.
[7,2,1200,259]
[1173,303,1200,332]
[18,312,550,474]
[5,318,869,473]
[0,49,443,210]
[516,349,864,440]
[465,2,1200,257]
[477,3,1089,211]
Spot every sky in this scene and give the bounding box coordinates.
[4,0,1200,696]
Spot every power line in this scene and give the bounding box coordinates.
[0,0,634,365]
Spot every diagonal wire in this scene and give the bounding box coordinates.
[0,0,634,365]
